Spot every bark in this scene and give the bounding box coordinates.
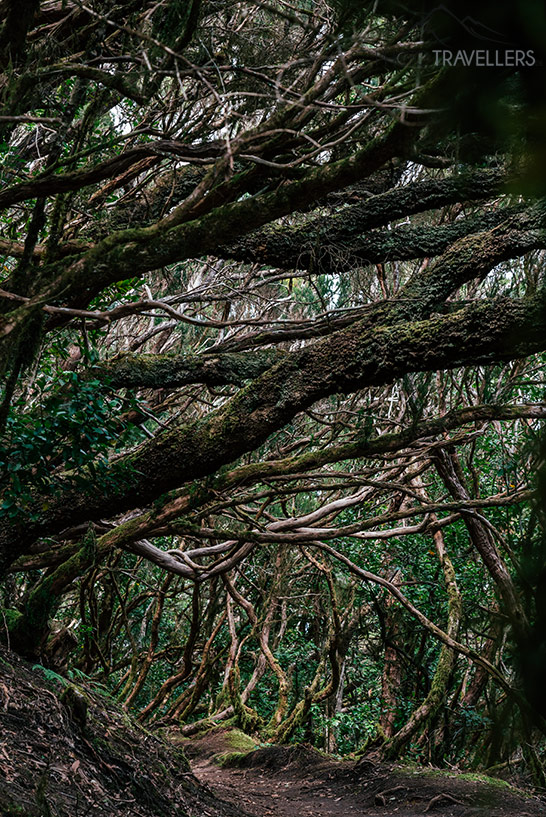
[164,611,227,723]
[9,402,539,581]
[223,572,290,729]
[7,526,101,656]
[137,583,202,722]
[4,204,546,575]
[379,570,404,739]
[222,590,261,731]
[220,168,510,264]
[3,115,419,320]
[82,168,511,268]
[8,196,546,349]
[219,190,519,272]
[460,612,503,710]
[0,144,222,217]
[123,574,172,709]
[270,552,345,744]
[227,666,262,733]
[95,349,285,389]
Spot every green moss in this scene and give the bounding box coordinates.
[214,750,250,768]
[164,743,191,772]
[206,729,258,767]
[178,718,218,736]
[227,667,262,733]
[0,608,22,631]
[225,728,258,752]
[451,772,513,789]
[393,761,533,797]
[59,684,89,728]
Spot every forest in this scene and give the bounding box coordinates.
[1,0,546,813]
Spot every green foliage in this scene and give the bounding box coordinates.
[0,371,128,519]
[310,692,381,755]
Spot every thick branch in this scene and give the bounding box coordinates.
[94,349,285,389]
[0,141,223,213]
[218,170,513,270]
[2,292,546,569]
[0,0,40,66]
[24,117,419,315]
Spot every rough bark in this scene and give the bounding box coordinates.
[52,120,415,303]
[94,349,285,389]
[218,177,517,271]
[379,570,405,739]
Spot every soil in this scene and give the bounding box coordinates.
[186,728,546,817]
[1,644,545,817]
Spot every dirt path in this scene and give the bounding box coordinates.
[193,753,366,817]
[186,729,546,817]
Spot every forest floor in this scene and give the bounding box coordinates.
[185,727,546,817]
[1,643,545,817]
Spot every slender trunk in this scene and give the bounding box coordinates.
[138,583,201,721]
[379,569,404,739]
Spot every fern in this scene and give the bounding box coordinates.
[32,664,70,688]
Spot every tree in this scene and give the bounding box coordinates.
[1,0,546,780]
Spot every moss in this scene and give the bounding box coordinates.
[163,743,191,773]
[271,686,314,744]
[97,349,283,390]
[450,771,515,790]
[393,761,534,797]
[196,728,259,767]
[227,667,262,733]
[7,581,59,656]
[224,728,258,752]
[213,687,230,711]
[213,750,250,768]
[178,718,219,736]
[59,685,88,729]
[0,607,22,632]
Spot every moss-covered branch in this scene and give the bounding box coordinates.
[93,349,285,389]
[2,291,546,573]
[217,171,515,270]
